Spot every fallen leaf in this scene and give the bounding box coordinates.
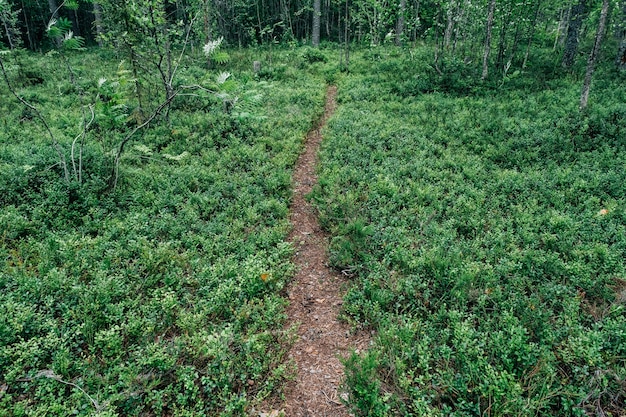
[259,411,283,417]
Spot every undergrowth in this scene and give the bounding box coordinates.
[0,46,327,416]
[312,47,626,416]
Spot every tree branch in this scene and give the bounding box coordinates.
[110,88,182,190]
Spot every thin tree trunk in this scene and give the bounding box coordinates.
[396,0,406,46]
[312,0,321,46]
[617,39,626,70]
[554,7,566,50]
[507,19,521,68]
[580,0,610,110]
[562,0,586,69]
[615,1,625,38]
[523,0,541,68]
[204,0,213,54]
[72,8,80,36]
[325,0,330,38]
[482,0,496,80]
[452,0,467,54]
[93,2,104,46]
[339,2,343,68]
[413,0,421,43]
[496,3,510,71]
[561,3,573,47]
[444,0,457,50]
[47,0,62,46]
[433,5,443,75]
[344,0,349,70]
[21,0,34,49]
[0,11,15,50]
[256,0,262,43]
[47,0,58,18]
[287,0,295,38]
[616,1,626,70]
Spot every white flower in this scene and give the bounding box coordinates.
[203,37,224,57]
[46,18,57,32]
[216,72,231,85]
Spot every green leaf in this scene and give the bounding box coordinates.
[212,51,230,65]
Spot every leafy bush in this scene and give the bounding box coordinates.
[301,47,328,64]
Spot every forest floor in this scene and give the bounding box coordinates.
[260,86,370,417]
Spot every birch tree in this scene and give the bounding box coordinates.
[396,0,406,45]
[312,0,321,46]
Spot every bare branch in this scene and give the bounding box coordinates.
[169,12,199,86]
[110,89,182,189]
[35,369,101,412]
[71,104,95,184]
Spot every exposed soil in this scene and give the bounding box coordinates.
[260,86,369,416]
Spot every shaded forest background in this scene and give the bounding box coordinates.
[1,0,626,74]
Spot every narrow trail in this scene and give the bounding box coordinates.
[276,85,369,416]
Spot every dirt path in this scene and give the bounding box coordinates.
[267,85,369,417]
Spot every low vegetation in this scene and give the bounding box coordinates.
[0,47,326,416]
[312,47,626,416]
[1,37,625,416]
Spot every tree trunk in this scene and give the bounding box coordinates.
[616,1,626,70]
[495,3,510,71]
[562,0,586,69]
[47,0,62,46]
[93,2,104,46]
[554,6,568,50]
[325,0,330,37]
[204,0,212,43]
[481,0,496,80]
[258,1,263,43]
[523,0,541,68]
[617,40,626,70]
[312,0,321,46]
[444,0,457,50]
[21,0,34,49]
[615,1,625,38]
[0,9,15,50]
[580,0,609,110]
[71,8,80,36]
[343,0,349,70]
[433,5,443,74]
[47,0,59,18]
[396,0,406,46]
[506,18,522,69]
[412,0,421,43]
[452,0,467,54]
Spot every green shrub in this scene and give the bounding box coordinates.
[313,49,626,416]
[0,47,326,415]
